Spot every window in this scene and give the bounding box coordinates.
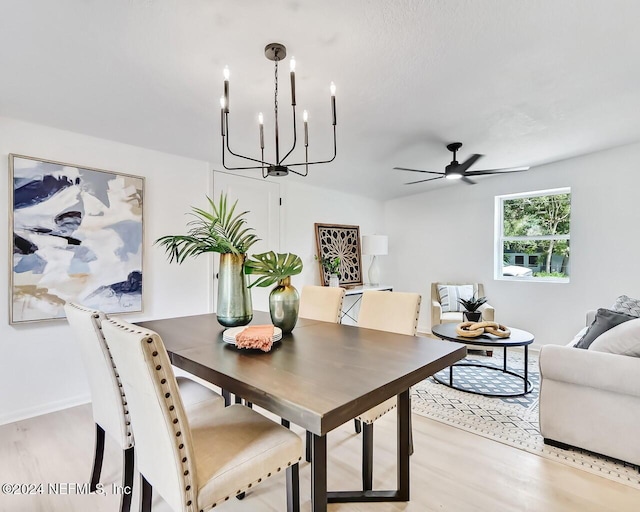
[495,188,571,282]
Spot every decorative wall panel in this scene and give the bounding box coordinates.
[314,223,362,287]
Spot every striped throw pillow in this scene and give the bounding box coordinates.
[437,284,474,313]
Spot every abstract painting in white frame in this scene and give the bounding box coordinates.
[9,154,144,324]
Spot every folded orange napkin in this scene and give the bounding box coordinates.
[235,324,275,352]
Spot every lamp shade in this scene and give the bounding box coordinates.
[362,235,388,256]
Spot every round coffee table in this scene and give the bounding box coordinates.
[431,323,534,397]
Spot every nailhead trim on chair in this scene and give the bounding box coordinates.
[148,334,197,511]
[336,294,345,323]
[106,319,198,511]
[201,456,303,512]
[67,303,135,449]
[357,403,398,424]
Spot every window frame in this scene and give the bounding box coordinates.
[494,187,571,283]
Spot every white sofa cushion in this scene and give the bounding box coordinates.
[437,284,473,312]
[574,308,636,349]
[589,317,640,357]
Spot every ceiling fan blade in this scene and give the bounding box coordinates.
[465,166,530,176]
[404,176,444,185]
[454,153,483,174]
[461,176,476,185]
[394,167,444,175]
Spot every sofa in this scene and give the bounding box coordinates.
[539,309,640,467]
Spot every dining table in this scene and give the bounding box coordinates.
[137,311,466,512]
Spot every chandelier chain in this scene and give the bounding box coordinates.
[274,57,278,126]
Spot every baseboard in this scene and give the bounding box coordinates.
[0,393,91,426]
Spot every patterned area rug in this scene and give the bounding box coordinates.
[432,354,540,406]
[412,350,640,489]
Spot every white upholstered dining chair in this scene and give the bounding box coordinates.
[296,285,347,461]
[298,285,346,323]
[101,316,303,512]
[355,290,421,491]
[64,303,225,512]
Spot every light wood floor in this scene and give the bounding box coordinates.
[1,401,638,512]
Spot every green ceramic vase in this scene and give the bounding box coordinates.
[269,277,299,334]
[217,253,253,327]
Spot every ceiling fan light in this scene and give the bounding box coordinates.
[446,172,462,180]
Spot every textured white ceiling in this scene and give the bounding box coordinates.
[1,0,639,199]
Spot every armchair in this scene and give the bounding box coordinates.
[431,282,496,355]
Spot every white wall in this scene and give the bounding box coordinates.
[210,173,385,314]
[384,142,640,345]
[279,180,385,287]
[0,117,212,424]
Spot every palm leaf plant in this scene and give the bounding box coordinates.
[458,295,487,312]
[155,193,259,262]
[244,251,303,288]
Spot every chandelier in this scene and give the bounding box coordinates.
[220,43,337,178]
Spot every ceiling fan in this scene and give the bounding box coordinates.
[395,142,530,185]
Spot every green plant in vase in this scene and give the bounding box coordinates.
[315,255,341,287]
[458,295,487,323]
[245,252,303,334]
[155,193,259,327]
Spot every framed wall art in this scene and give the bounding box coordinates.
[314,223,363,287]
[9,154,144,324]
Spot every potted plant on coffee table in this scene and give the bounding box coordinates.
[458,295,487,323]
[244,251,303,334]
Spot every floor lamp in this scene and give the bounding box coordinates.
[362,235,388,286]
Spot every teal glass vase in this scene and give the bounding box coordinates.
[217,253,253,327]
[269,277,299,334]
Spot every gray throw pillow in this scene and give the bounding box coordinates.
[574,308,636,349]
[612,295,640,318]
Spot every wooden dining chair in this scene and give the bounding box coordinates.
[354,290,421,491]
[64,303,225,512]
[101,316,303,512]
[298,285,346,322]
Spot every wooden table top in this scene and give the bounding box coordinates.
[137,312,466,435]
[431,322,534,347]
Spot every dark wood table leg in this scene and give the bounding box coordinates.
[90,423,105,492]
[397,389,410,501]
[311,433,327,512]
[306,431,312,462]
[503,346,507,371]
